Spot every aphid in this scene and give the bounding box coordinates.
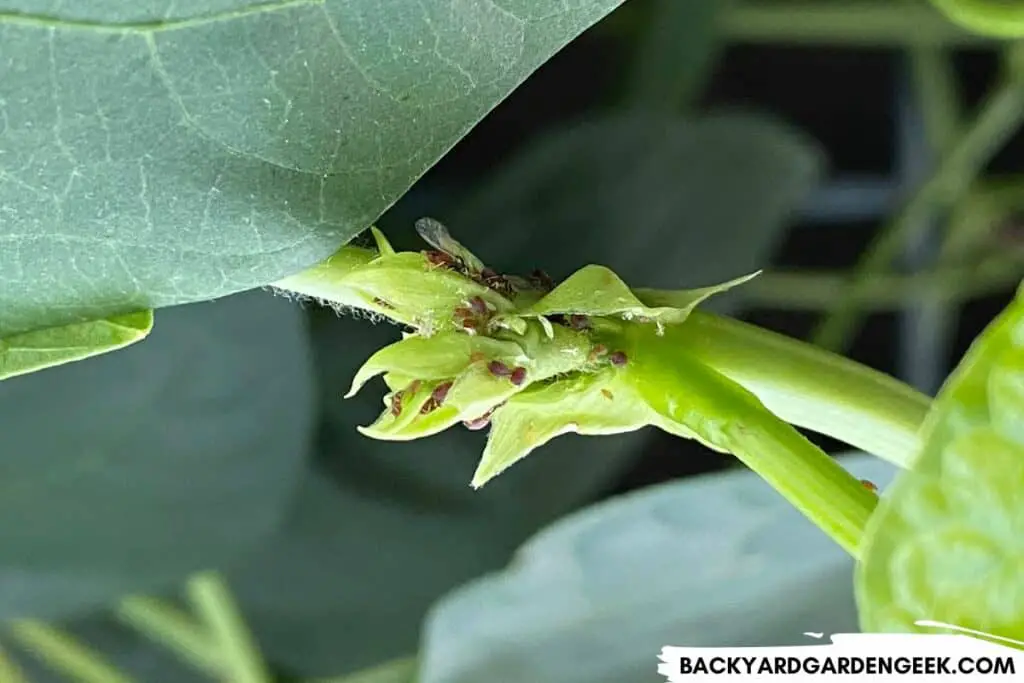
[600,388,614,400]
[568,314,591,331]
[372,297,396,310]
[424,249,463,271]
[860,479,879,493]
[420,381,454,414]
[482,272,516,297]
[487,360,512,377]
[415,217,486,273]
[468,296,489,316]
[609,351,628,367]
[389,391,404,417]
[588,344,608,363]
[510,366,527,386]
[463,410,494,431]
[530,269,555,292]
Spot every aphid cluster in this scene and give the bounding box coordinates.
[416,217,556,300]
[453,295,493,334]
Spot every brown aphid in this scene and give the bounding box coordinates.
[487,360,512,377]
[860,479,879,493]
[421,381,454,414]
[568,314,591,331]
[372,297,396,310]
[389,391,404,417]
[424,249,461,270]
[510,366,527,386]
[530,269,555,292]
[588,344,608,362]
[468,296,489,316]
[463,410,494,431]
[600,388,614,400]
[609,351,628,367]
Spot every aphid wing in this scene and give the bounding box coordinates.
[414,217,486,273]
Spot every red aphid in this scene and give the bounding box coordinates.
[389,391,404,417]
[420,381,453,414]
[609,351,628,367]
[568,314,591,330]
[463,410,493,431]
[860,479,879,493]
[487,360,512,377]
[510,367,527,386]
[425,250,459,269]
[468,296,489,316]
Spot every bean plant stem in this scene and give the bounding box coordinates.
[812,54,1024,351]
[675,311,931,469]
[6,621,136,683]
[186,572,271,683]
[115,595,222,676]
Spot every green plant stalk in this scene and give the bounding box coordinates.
[638,338,878,558]
[812,59,1024,351]
[115,595,222,676]
[0,642,29,683]
[723,2,983,46]
[931,0,1024,38]
[910,43,960,153]
[675,311,930,469]
[186,572,271,683]
[6,621,136,683]
[746,253,1024,309]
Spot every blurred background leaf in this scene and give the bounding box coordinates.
[418,453,897,683]
[0,290,315,621]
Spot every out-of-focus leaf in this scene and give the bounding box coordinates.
[0,290,314,620]
[419,453,897,683]
[0,0,627,337]
[857,284,1024,636]
[0,311,152,381]
[626,0,724,110]
[447,112,822,297]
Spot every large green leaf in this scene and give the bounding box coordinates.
[0,0,626,337]
[419,453,896,683]
[857,284,1024,636]
[0,290,314,620]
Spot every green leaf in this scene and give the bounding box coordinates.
[929,0,1024,38]
[857,285,1024,637]
[516,265,757,324]
[0,290,314,620]
[0,311,152,381]
[0,0,627,337]
[420,453,897,683]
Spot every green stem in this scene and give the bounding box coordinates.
[746,253,1024,309]
[0,642,29,683]
[641,336,877,558]
[910,43,961,153]
[723,2,983,46]
[812,55,1024,351]
[308,656,418,683]
[272,245,376,306]
[186,572,271,683]
[674,311,931,469]
[114,595,222,677]
[6,621,136,683]
[930,0,1024,38]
